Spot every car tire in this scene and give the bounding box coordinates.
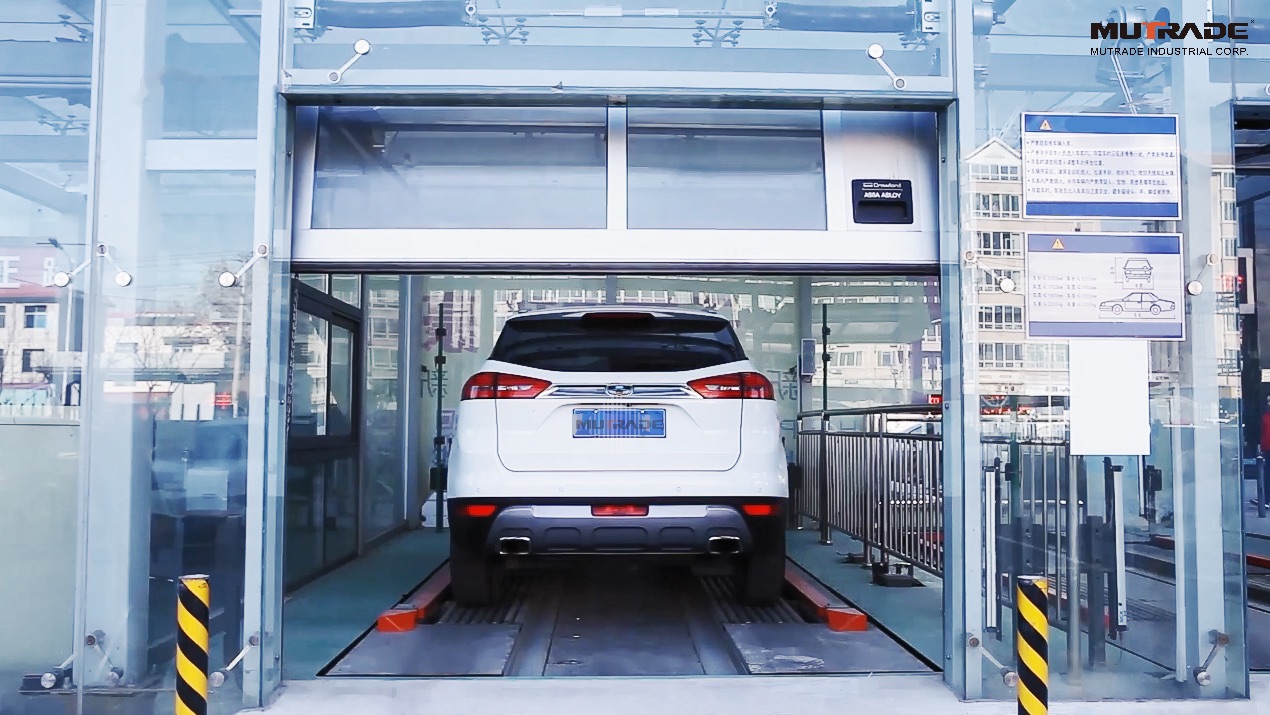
[1151,305,1161,315]
[737,529,786,606]
[1112,305,1122,315]
[449,541,501,606]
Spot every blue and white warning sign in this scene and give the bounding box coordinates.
[1025,233,1184,340]
[1021,113,1181,220]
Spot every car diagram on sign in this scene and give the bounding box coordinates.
[1120,258,1153,284]
[1024,232,1184,340]
[1098,292,1176,318]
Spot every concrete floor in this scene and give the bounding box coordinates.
[786,527,943,665]
[249,673,1270,715]
[282,529,449,680]
[274,526,1263,713]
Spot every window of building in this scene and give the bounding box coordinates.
[1025,343,1069,370]
[370,346,397,369]
[973,193,1021,219]
[1222,201,1237,222]
[21,349,43,373]
[978,305,1024,330]
[978,342,1023,368]
[24,305,47,329]
[978,269,1022,293]
[976,231,1021,256]
[923,321,942,342]
[370,317,398,340]
[832,350,863,367]
[878,350,901,367]
[1222,170,1236,189]
[970,163,1020,182]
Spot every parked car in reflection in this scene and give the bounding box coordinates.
[1099,292,1176,316]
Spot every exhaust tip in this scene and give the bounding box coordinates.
[707,536,742,555]
[498,537,531,556]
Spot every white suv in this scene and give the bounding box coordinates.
[446,306,789,606]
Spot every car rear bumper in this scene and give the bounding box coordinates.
[449,498,786,557]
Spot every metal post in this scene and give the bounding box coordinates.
[176,575,210,715]
[1016,576,1050,715]
[432,304,447,533]
[1066,455,1082,681]
[1259,456,1267,519]
[819,303,832,545]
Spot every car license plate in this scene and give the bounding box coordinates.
[572,409,666,438]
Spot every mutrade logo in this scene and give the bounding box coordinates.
[1091,21,1249,41]
[1090,17,1251,56]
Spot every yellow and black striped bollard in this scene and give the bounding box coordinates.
[176,575,211,715]
[1015,576,1049,715]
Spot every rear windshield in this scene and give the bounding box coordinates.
[489,313,746,372]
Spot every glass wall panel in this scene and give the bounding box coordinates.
[75,0,263,713]
[292,310,331,436]
[963,0,1246,700]
[282,0,951,93]
[804,276,940,413]
[312,107,608,229]
[626,109,827,230]
[1231,0,1270,100]
[417,275,608,512]
[0,5,92,713]
[330,274,361,307]
[363,276,406,541]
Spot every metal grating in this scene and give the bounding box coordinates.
[699,576,808,625]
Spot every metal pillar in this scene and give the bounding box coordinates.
[402,276,424,530]
[818,303,832,546]
[1066,456,1082,682]
[1175,2,1238,690]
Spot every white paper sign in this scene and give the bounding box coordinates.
[1069,340,1150,456]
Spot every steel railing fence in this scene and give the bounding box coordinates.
[793,405,1070,587]
[794,405,944,577]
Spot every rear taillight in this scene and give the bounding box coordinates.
[460,372,552,400]
[462,504,497,517]
[741,504,776,517]
[687,372,774,400]
[591,505,649,517]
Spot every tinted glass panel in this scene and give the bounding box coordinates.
[627,109,826,230]
[312,107,608,229]
[490,313,745,371]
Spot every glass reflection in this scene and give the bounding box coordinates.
[966,1,1247,697]
[286,0,950,86]
[312,107,608,229]
[626,109,827,230]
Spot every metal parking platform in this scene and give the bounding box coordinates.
[322,560,930,678]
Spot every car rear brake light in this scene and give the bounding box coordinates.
[462,504,497,517]
[579,312,650,320]
[460,372,552,400]
[591,505,649,517]
[687,372,774,400]
[741,504,776,517]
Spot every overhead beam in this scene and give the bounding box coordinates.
[0,162,86,214]
[0,134,89,164]
[206,0,261,51]
[0,40,92,81]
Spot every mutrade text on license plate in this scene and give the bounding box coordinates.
[572,409,667,438]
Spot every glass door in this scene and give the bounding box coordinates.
[285,280,362,589]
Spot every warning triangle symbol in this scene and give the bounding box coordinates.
[1039,119,1052,131]
[1051,238,1065,250]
